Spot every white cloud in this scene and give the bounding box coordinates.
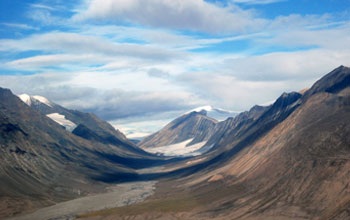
[5,54,109,70]
[1,23,39,30]
[176,47,350,110]
[30,3,56,11]
[231,0,286,5]
[1,0,350,136]
[74,0,266,34]
[0,32,183,60]
[258,22,350,50]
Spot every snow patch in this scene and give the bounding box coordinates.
[32,95,53,107]
[18,94,32,106]
[17,94,53,107]
[144,139,208,157]
[46,113,77,132]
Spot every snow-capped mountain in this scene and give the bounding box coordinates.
[138,109,218,156]
[15,94,143,155]
[17,94,77,131]
[138,105,238,156]
[185,105,238,121]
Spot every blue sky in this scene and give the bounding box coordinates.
[0,0,350,138]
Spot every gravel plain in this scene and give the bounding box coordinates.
[7,181,157,220]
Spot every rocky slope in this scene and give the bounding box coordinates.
[0,89,163,218]
[81,66,350,220]
[138,110,218,149]
[17,94,146,156]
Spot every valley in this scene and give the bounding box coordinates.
[1,66,350,219]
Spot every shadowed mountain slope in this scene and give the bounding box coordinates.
[17,94,148,156]
[0,88,165,218]
[82,66,350,220]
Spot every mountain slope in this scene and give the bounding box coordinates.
[138,110,218,149]
[0,88,163,218]
[173,65,350,219]
[83,66,350,220]
[17,93,148,156]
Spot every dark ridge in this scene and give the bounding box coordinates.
[73,124,150,156]
[305,65,350,97]
[72,124,105,142]
[325,74,350,93]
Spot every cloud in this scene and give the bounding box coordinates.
[27,9,62,26]
[30,3,56,11]
[74,0,266,34]
[5,54,108,70]
[231,0,286,5]
[0,71,203,120]
[0,32,182,61]
[258,22,350,50]
[176,70,286,110]
[222,49,350,81]
[1,23,39,30]
[82,89,202,120]
[175,47,350,110]
[147,68,170,78]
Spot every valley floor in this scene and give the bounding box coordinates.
[6,181,156,220]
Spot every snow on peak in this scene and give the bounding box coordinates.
[18,94,32,106]
[185,105,239,121]
[17,94,53,107]
[32,95,53,107]
[186,105,213,114]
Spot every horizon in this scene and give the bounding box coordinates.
[1,0,350,138]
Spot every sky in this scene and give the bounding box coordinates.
[1,0,350,139]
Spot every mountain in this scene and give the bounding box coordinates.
[0,88,165,218]
[17,93,146,156]
[83,66,350,220]
[138,110,218,156]
[185,105,238,121]
[138,105,237,156]
[203,104,270,152]
[171,65,350,219]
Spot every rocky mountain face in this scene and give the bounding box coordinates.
[0,89,162,218]
[86,66,350,220]
[17,94,146,156]
[171,66,350,219]
[138,103,268,156]
[2,66,350,220]
[138,110,218,149]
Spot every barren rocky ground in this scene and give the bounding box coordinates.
[7,181,156,220]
